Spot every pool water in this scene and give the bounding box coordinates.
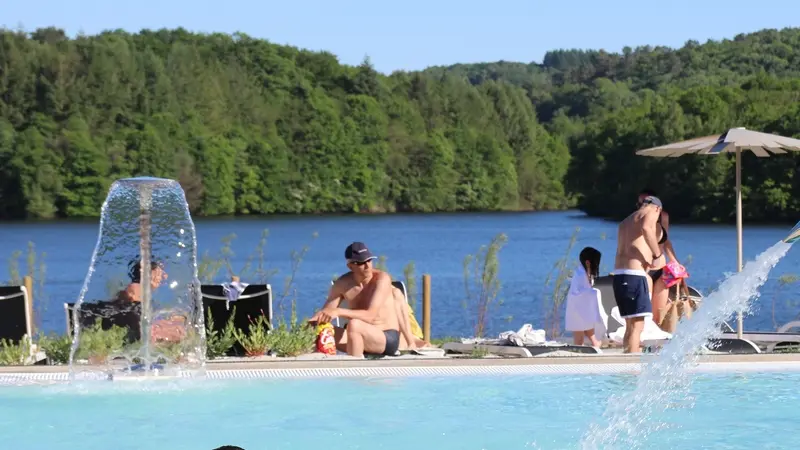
[1,372,796,449]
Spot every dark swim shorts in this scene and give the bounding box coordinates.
[612,270,652,319]
[382,329,400,356]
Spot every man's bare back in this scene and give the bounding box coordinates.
[615,203,662,272]
[612,196,663,353]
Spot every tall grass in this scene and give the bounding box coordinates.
[403,261,418,312]
[462,233,507,338]
[6,242,47,332]
[542,227,580,339]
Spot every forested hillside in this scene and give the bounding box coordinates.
[427,29,800,223]
[2,26,800,222]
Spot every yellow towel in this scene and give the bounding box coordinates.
[408,308,424,340]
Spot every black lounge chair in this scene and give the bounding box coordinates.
[64,300,143,343]
[201,283,273,356]
[0,285,34,347]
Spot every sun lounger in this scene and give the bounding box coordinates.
[64,300,143,343]
[441,324,602,357]
[595,275,767,354]
[0,285,36,359]
[716,319,800,353]
[442,341,600,357]
[201,284,273,356]
[593,275,673,348]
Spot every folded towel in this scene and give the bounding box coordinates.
[221,280,249,310]
[460,324,561,347]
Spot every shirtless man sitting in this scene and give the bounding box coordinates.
[308,242,416,357]
[117,259,186,343]
[613,195,663,353]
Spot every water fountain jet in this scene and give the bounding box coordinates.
[68,177,206,381]
[579,221,800,449]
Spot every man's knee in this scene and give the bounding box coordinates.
[346,319,369,335]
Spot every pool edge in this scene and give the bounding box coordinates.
[3,355,800,382]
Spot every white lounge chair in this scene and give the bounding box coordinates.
[593,276,672,348]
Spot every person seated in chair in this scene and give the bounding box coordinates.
[309,242,416,358]
[116,259,186,343]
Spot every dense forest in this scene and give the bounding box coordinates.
[1,26,800,222]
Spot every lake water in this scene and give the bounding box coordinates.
[1,210,798,338]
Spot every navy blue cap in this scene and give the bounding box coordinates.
[344,242,376,263]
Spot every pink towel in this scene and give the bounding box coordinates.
[662,261,689,288]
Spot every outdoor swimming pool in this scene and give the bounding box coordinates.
[0,366,796,450]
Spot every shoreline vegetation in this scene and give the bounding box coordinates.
[2,27,800,224]
[2,226,799,366]
[4,209,800,227]
[0,229,591,365]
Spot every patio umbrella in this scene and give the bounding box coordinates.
[635,127,800,338]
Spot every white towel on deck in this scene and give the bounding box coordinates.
[564,265,605,336]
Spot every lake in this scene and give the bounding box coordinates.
[1,210,798,338]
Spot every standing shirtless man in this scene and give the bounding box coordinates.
[309,242,414,357]
[613,196,663,353]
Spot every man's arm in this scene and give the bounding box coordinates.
[320,282,343,310]
[334,274,391,324]
[309,280,344,322]
[641,208,662,260]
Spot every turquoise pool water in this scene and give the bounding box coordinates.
[0,371,796,449]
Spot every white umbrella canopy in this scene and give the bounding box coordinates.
[635,127,800,337]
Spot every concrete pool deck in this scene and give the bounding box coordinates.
[3,352,800,381]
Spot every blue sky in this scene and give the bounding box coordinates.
[3,0,799,73]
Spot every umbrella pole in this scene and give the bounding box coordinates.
[736,148,744,339]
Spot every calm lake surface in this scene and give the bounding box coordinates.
[1,210,798,338]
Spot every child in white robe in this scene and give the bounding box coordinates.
[564,247,604,347]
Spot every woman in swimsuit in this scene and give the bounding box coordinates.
[638,189,680,326]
